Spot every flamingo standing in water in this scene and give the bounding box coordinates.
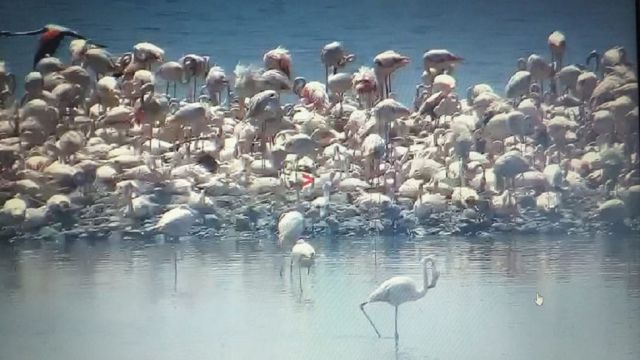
[0,24,105,68]
[360,257,440,343]
[277,210,305,276]
[290,239,316,293]
[373,50,410,99]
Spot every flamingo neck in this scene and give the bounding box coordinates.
[420,259,430,297]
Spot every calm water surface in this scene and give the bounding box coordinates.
[1,1,639,358]
[1,233,639,359]
[0,0,637,103]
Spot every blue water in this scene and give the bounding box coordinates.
[0,0,637,103]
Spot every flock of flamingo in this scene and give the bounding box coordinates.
[0,24,638,341]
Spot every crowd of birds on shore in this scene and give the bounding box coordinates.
[0,25,639,248]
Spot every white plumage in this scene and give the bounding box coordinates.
[278,210,304,246]
[290,239,316,276]
[360,257,440,341]
[153,205,197,240]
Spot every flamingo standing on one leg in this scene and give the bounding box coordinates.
[373,50,409,99]
[360,256,440,343]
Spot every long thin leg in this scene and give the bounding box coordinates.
[174,250,178,292]
[261,122,266,168]
[360,302,382,338]
[325,66,329,90]
[193,78,197,102]
[173,82,177,98]
[165,81,169,96]
[394,306,399,343]
[298,264,303,294]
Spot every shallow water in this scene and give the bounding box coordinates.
[1,233,639,359]
[0,0,637,103]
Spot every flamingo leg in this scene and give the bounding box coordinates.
[193,78,197,102]
[325,66,329,90]
[165,81,169,96]
[299,264,303,294]
[174,251,178,292]
[394,305,399,343]
[280,253,286,278]
[360,302,382,338]
[387,74,392,97]
[173,82,177,98]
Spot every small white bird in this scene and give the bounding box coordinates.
[360,256,440,342]
[290,239,316,292]
[535,292,544,306]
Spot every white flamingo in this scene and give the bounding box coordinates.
[373,50,410,99]
[360,256,440,342]
[290,239,316,292]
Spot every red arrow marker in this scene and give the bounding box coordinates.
[301,173,314,188]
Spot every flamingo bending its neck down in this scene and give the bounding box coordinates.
[423,49,463,77]
[264,46,292,79]
[360,256,440,342]
[290,239,316,293]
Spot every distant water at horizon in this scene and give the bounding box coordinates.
[0,0,636,104]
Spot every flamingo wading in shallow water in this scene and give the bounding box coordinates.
[360,256,440,342]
